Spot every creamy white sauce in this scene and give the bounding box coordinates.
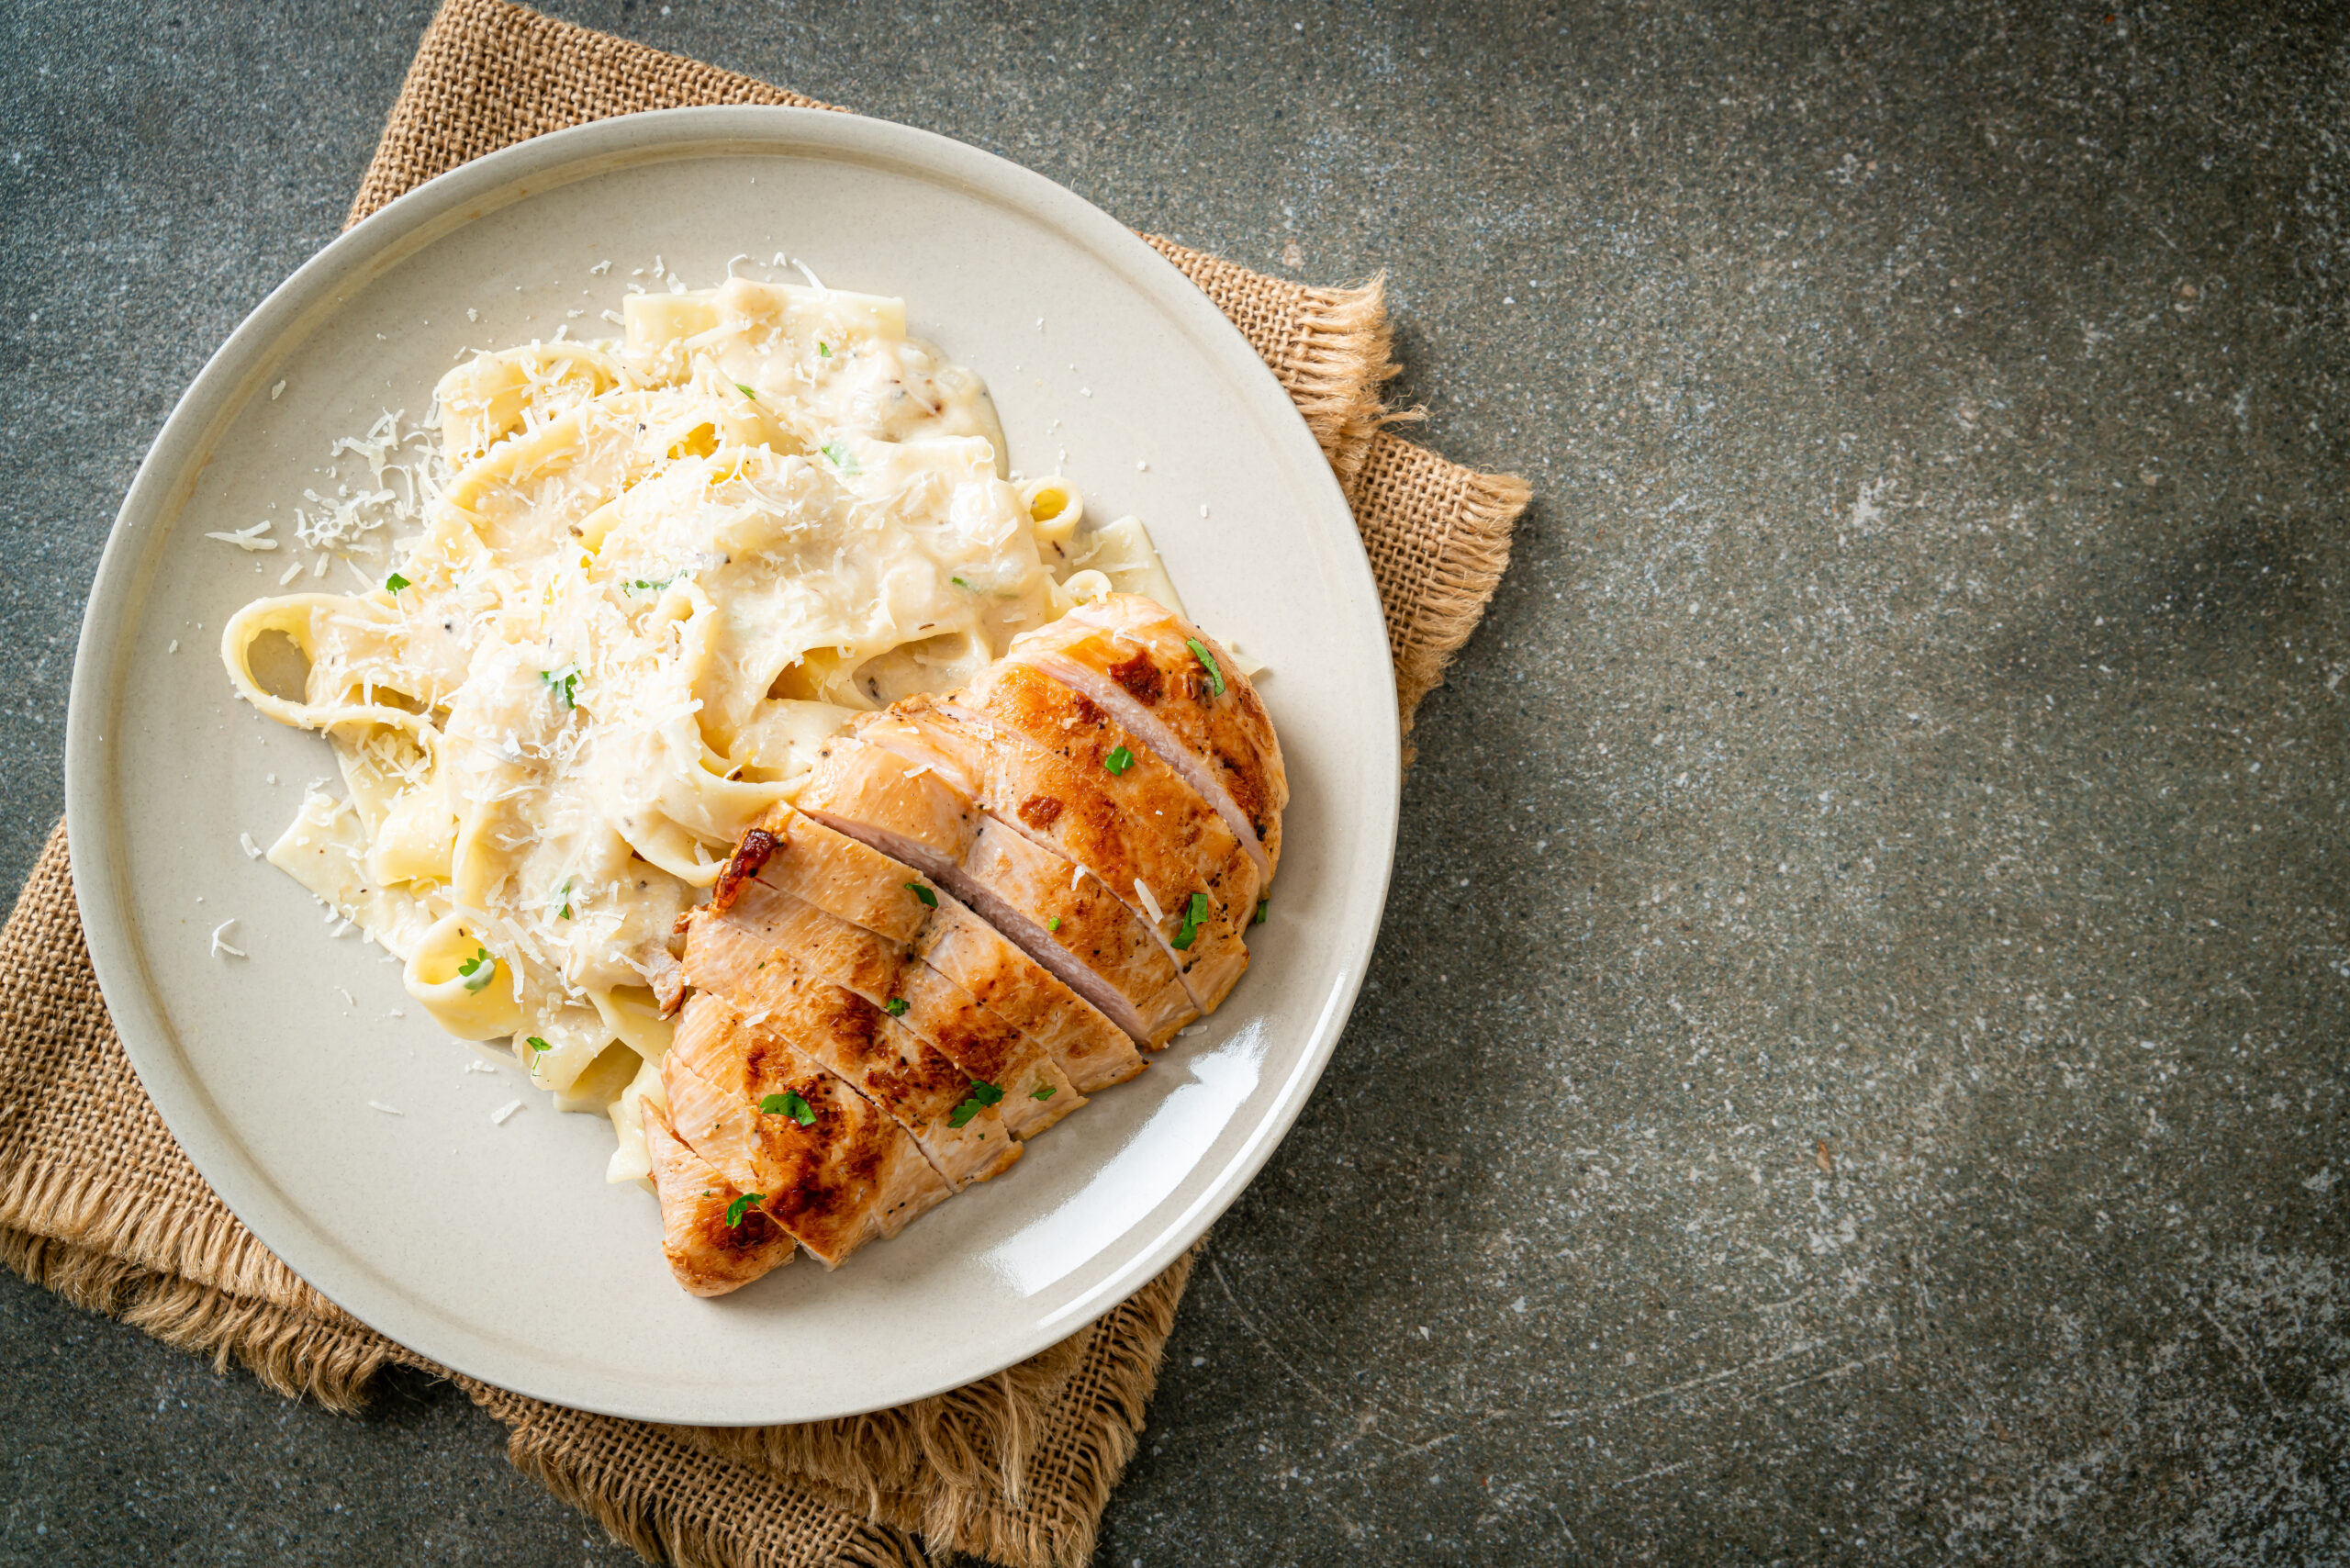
[225,275,1179,1184]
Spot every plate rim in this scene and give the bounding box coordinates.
[64,104,1402,1424]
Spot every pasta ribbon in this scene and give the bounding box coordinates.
[225,273,1178,1187]
[404,914,524,1040]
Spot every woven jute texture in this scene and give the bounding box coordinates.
[0,4,1530,1565]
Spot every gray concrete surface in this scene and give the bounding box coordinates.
[4,1,2348,1562]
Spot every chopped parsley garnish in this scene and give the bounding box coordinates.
[541,663,582,709]
[1253,897,1270,926]
[1185,637,1227,696]
[948,1079,1005,1128]
[1047,915,1062,932]
[527,1036,551,1052]
[883,997,908,1016]
[817,341,831,358]
[733,382,758,400]
[1031,1083,1057,1102]
[905,880,937,908]
[951,576,970,588]
[820,439,861,475]
[1103,745,1135,776]
[724,1193,764,1227]
[551,879,573,920]
[760,1091,817,1126]
[385,572,411,593]
[1169,891,1211,951]
[627,576,678,593]
[457,947,495,991]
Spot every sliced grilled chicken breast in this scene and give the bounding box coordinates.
[659,992,948,1268]
[856,700,1259,1015]
[716,878,1082,1138]
[912,893,1144,1092]
[644,594,1284,1289]
[961,819,1198,1046]
[720,809,1146,1092]
[794,734,983,875]
[711,812,934,945]
[1007,594,1286,877]
[798,735,1196,1047]
[682,912,1021,1190]
[941,664,1264,1010]
[643,1099,796,1296]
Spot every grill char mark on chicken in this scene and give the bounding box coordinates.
[655,992,950,1278]
[715,877,1080,1139]
[682,913,1021,1191]
[643,1098,796,1296]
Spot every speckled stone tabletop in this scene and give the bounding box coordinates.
[5,2,2348,1563]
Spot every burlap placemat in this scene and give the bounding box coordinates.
[0,4,1529,1564]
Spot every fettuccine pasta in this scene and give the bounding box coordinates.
[225,271,1181,1183]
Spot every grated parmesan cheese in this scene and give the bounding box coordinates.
[206,521,279,552]
[223,266,1188,1194]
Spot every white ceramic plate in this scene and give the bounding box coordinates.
[65,107,1398,1425]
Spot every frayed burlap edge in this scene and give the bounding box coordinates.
[0,1225,412,1412]
[1286,275,1404,491]
[676,1327,1091,1520]
[470,1382,934,1568]
[946,1241,1199,1568]
[346,0,839,229]
[1393,465,1531,733]
[0,1137,331,1317]
[677,1242,1198,1568]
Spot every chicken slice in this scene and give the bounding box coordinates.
[798,735,1195,1046]
[945,662,1267,1002]
[716,878,1081,1139]
[719,810,934,942]
[719,808,1145,1092]
[912,892,1145,1092]
[856,700,1258,1016]
[659,992,948,1268]
[961,819,1197,1047]
[682,909,1020,1189]
[643,1098,797,1296]
[794,734,984,876]
[1007,593,1286,877]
